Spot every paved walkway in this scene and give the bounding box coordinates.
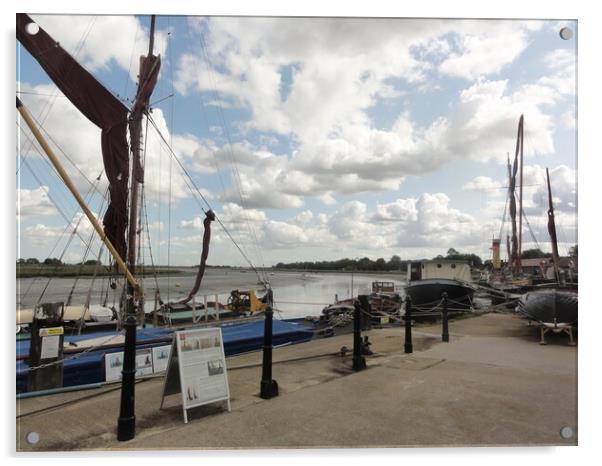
[16,313,577,450]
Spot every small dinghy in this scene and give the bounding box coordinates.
[516,289,578,327]
[516,289,578,345]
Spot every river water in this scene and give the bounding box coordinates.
[17,269,407,319]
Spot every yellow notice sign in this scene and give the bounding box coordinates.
[39,327,64,337]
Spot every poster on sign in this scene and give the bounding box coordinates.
[104,348,154,382]
[160,327,231,423]
[152,345,172,373]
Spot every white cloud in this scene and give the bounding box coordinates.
[398,193,482,248]
[462,176,504,196]
[17,186,55,220]
[22,223,63,245]
[167,18,574,208]
[561,109,576,129]
[374,199,418,222]
[439,21,541,80]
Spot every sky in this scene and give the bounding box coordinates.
[16,14,578,267]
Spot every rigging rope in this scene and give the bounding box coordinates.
[18,153,103,298]
[145,113,264,277]
[16,15,97,177]
[166,16,175,303]
[36,175,104,305]
[198,26,270,285]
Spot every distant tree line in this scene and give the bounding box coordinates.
[275,249,485,271]
[17,258,101,266]
[275,255,406,271]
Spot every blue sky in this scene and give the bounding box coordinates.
[16,15,577,267]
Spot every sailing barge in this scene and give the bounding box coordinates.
[16,14,314,396]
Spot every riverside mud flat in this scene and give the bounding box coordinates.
[16,312,577,450]
[17,270,406,319]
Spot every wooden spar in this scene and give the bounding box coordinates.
[16,97,140,292]
[546,168,561,283]
[517,115,524,271]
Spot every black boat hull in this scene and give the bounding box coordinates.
[404,279,475,312]
[517,289,578,326]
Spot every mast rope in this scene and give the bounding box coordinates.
[65,182,110,307]
[17,125,109,247]
[36,176,105,305]
[122,16,140,104]
[197,26,270,285]
[138,112,163,300]
[145,113,263,277]
[16,16,97,177]
[166,16,175,303]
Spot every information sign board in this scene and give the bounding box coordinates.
[160,327,231,423]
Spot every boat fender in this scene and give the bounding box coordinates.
[361,336,373,355]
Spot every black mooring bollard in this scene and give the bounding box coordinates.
[117,309,137,441]
[442,292,449,343]
[404,296,413,354]
[260,306,279,399]
[352,300,367,371]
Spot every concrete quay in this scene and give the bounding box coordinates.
[16,312,577,451]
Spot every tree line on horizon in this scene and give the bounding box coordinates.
[272,245,577,272]
[17,245,576,270]
[275,249,485,271]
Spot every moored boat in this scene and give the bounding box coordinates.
[516,289,578,327]
[404,260,475,313]
[405,278,475,311]
[17,319,314,393]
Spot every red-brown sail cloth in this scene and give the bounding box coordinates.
[179,211,216,305]
[17,13,130,261]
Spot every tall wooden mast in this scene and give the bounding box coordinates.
[546,168,561,283]
[517,114,524,272]
[127,15,157,279]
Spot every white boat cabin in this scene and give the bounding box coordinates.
[406,260,472,283]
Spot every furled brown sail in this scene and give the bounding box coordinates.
[179,210,216,304]
[546,168,561,282]
[17,13,130,260]
[508,151,519,272]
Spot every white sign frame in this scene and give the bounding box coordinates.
[160,327,231,424]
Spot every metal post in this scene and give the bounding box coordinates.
[352,300,367,371]
[404,296,413,354]
[215,294,220,320]
[152,291,158,327]
[260,306,278,399]
[442,292,449,343]
[117,300,137,441]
